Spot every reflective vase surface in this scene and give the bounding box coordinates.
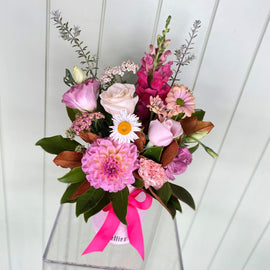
[43,200,184,270]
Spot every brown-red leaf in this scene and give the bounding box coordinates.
[68,180,91,200]
[79,131,100,144]
[53,151,83,169]
[161,140,179,167]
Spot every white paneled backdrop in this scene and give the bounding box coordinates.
[0,0,269,269]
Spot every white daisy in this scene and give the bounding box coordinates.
[110,110,141,144]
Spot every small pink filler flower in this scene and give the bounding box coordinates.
[81,138,138,192]
[166,84,195,118]
[138,157,167,190]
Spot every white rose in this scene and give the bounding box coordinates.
[100,83,138,116]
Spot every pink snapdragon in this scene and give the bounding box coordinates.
[81,138,139,192]
[165,147,192,180]
[135,44,173,122]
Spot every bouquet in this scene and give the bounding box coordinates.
[36,11,217,260]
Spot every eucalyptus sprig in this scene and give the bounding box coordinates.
[51,10,98,79]
[171,20,201,86]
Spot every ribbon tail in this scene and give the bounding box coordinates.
[82,209,120,255]
[127,207,145,260]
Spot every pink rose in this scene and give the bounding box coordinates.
[100,83,138,116]
[165,147,192,180]
[148,119,183,146]
[62,79,99,112]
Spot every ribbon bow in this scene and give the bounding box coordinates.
[82,189,152,259]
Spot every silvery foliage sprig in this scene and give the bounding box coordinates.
[51,10,97,78]
[171,20,201,86]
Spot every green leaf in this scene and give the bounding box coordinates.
[66,107,81,122]
[110,187,129,225]
[35,135,80,154]
[143,146,163,162]
[169,183,195,210]
[60,182,82,204]
[63,68,76,87]
[76,188,105,217]
[132,178,144,188]
[188,144,199,154]
[84,194,110,222]
[155,182,172,204]
[168,196,182,213]
[192,109,205,121]
[166,199,176,218]
[58,167,85,184]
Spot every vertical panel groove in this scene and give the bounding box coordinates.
[207,137,270,270]
[151,0,163,45]
[183,9,270,250]
[96,0,107,72]
[192,0,220,90]
[42,0,51,249]
[241,217,270,270]
[0,97,11,270]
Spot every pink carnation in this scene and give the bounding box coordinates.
[81,138,139,192]
[165,147,192,180]
[138,157,167,190]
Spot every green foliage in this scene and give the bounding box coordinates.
[188,143,199,154]
[169,183,195,210]
[60,182,82,203]
[171,20,201,86]
[155,182,172,204]
[143,146,163,162]
[132,178,145,189]
[58,167,85,184]
[66,107,81,122]
[110,187,129,225]
[192,109,205,121]
[63,68,76,86]
[51,10,98,78]
[84,195,110,222]
[76,187,105,217]
[35,135,80,154]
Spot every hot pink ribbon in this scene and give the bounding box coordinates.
[82,189,152,260]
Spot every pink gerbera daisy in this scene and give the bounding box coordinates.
[165,84,195,118]
[81,138,139,192]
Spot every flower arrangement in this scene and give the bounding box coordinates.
[36,11,217,260]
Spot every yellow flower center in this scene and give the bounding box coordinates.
[118,121,132,135]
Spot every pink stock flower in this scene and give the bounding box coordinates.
[166,84,195,118]
[138,157,167,190]
[81,138,139,192]
[62,79,100,112]
[165,147,192,180]
[148,119,183,146]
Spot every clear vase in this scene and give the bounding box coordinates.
[43,200,184,270]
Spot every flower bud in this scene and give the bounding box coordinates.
[73,65,87,84]
[163,39,171,49]
[205,147,218,158]
[190,131,208,140]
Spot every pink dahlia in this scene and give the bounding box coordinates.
[81,138,139,192]
[138,157,167,190]
[166,84,195,118]
[165,147,192,180]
